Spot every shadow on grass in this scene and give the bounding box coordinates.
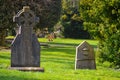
[0,55,10,59]
[41,46,75,69]
[48,42,77,47]
[0,76,22,80]
[0,76,39,80]
[41,42,97,48]
[42,56,74,64]
[41,47,75,56]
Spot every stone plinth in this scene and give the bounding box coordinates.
[9,67,44,72]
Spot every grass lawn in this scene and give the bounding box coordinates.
[0,38,120,80]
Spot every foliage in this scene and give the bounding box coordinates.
[2,0,61,29]
[12,0,61,29]
[0,39,120,80]
[0,0,61,46]
[80,0,120,68]
[60,0,90,39]
[0,0,14,45]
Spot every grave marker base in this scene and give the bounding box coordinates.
[9,67,44,72]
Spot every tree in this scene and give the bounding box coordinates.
[60,0,90,39]
[0,0,13,45]
[80,0,120,68]
[0,0,61,46]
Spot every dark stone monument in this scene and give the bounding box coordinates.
[75,41,96,70]
[10,6,44,72]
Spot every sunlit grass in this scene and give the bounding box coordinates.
[0,38,120,80]
[38,38,98,45]
[38,38,98,48]
[5,36,14,39]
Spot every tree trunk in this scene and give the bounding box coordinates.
[0,30,6,46]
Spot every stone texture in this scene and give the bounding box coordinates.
[75,41,96,69]
[11,6,43,71]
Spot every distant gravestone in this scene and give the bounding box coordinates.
[10,6,44,71]
[75,41,96,70]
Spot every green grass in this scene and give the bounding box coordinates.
[38,38,98,48]
[38,38,98,45]
[0,38,120,80]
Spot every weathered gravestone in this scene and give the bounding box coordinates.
[75,41,96,70]
[10,6,44,71]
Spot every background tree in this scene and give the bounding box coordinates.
[0,0,61,46]
[80,0,120,68]
[0,0,13,45]
[60,0,90,39]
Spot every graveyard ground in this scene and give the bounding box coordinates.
[0,38,120,80]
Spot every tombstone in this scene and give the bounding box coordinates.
[75,41,96,70]
[10,6,44,72]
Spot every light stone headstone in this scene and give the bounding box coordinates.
[10,6,44,71]
[75,41,96,70]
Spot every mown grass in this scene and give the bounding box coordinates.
[0,38,120,80]
[38,38,98,45]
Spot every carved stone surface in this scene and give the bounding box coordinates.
[11,6,41,68]
[75,41,96,69]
